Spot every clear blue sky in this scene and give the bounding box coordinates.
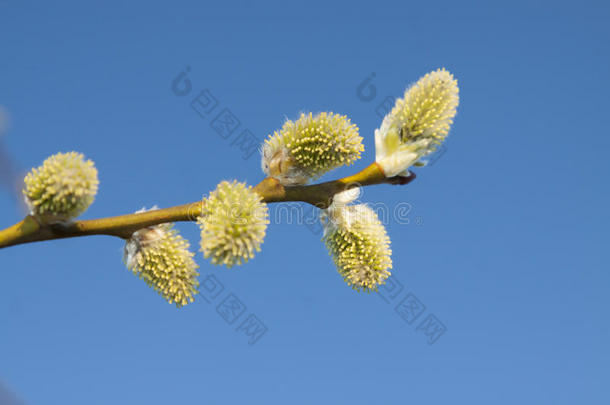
[1,1,609,404]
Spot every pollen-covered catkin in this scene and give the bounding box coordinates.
[262,112,364,185]
[375,69,459,177]
[198,180,269,268]
[321,190,392,292]
[23,152,99,221]
[124,216,199,308]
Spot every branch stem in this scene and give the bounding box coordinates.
[0,163,415,249]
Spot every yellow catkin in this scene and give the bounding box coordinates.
[198,180,269,268]
[124,220,199,308]
[375,69,459,177]
[262,112,364,185]
[322,204,392,292]
[23,152,99,221]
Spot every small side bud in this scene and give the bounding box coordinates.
[124,209,199,308]
[262,112,364,185]
[198,180,269,268]
[23,152,99,222]
[375,69,459,177]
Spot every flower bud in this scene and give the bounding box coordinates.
[262,112,364,185]
[124,210,199,308]
[198,180,269,268]
[375,69,459,177]
[23,152,99,222]
[321,189,392,292]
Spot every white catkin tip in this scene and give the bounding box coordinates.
[332,188,361,207]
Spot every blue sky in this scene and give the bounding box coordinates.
[1,1,609,404]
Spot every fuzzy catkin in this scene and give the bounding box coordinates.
[322,197,392,292]
[23,152,99,221]
[375,69,459,177]
[124,220,200,308]
[262,112,363,185]
[198,180,269,268]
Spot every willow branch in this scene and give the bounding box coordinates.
[0,162,415,249]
